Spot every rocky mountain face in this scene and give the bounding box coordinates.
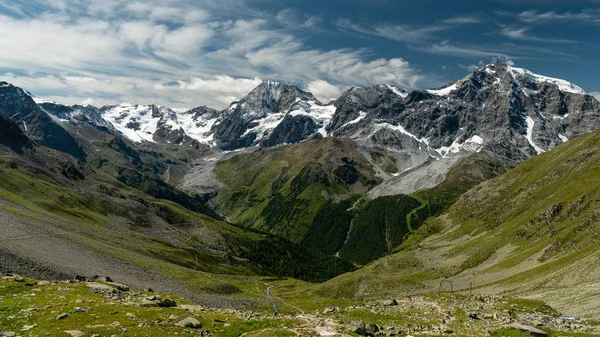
[21,62,597,196]
[212,81,327,150]
[0,82,87,160]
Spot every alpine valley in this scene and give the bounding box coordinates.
[1,62,600,337]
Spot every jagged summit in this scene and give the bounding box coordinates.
[426,62,587,98]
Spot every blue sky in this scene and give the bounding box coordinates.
[0,0,599,108]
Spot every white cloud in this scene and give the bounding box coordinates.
[459,61,485,72]
[591,92,600,101]
[499,26,577,43]
[0,1,425,109]
[336,19,445,43]
[442,15,482,24]
[305,80,345,103]
[418,41,513,60]
[518,10,600,24]
[81,97,98,106]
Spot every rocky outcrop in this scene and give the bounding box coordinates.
[261,114,318,147]
[0,115,34,154]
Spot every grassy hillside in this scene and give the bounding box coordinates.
[216,139,510,265]
[329,150,511,264]
[214,138,381,243]
[316,130,600,317]
[2,274,598,337]
[0,130,354,303]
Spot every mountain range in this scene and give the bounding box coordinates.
[2,61,600,265]
[1,62,600,334]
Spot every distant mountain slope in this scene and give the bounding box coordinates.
[212,137,381,243]
[316,127,600,317]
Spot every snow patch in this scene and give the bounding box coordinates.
[510,67,585,95]
[32,97,57,104]
[553,114,569,120]
[340,111,367,128]
[558,133,569,143]
[102,104,158,143]
[524,116,545,154]
[427,83,457,96]
[435,135,484,156]
[387,84,408,98]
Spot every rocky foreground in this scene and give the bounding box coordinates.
[0,273,598,337]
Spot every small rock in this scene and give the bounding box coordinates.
[37,280,51,286]
[2,332,16,337]
[74,275,87,282]
[168,314,178,321]
[64,330,85,337]
[93,275,113,283]
[14,276,25,282]
[504,323,548,337]
[175,317,202,329]
[57,313,69,320]
[22,324,36,331]
[125,313,136,319]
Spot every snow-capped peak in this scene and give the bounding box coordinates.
[508,66,585,95]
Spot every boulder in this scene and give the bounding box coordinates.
[348,320,367,335]
[86,282,116,294]
[322,307,336,314]
[107,282,129,291]
[380,299,398,306]
[157,297,177,308]
[175,317,202,329]
[365,323,379,334]
[139,300,159,307]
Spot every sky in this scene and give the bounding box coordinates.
[0,0,599,109]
